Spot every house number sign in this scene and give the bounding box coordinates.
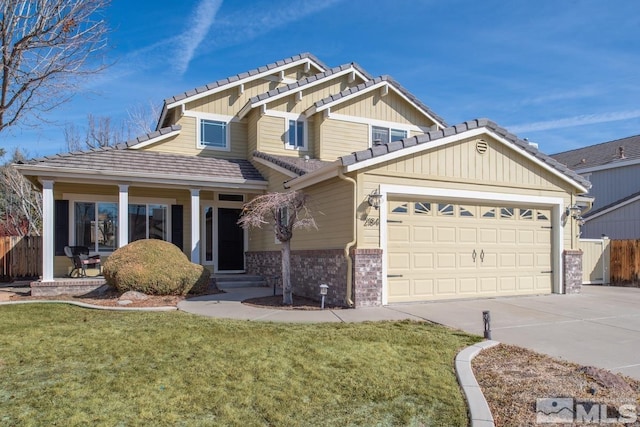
[364,217,380,227]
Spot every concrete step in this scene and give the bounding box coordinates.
[213,274,267,289]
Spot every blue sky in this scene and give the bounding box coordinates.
[2,0,639,158]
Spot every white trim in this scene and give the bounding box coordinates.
[128,129,181,150]
[191,189,200,264]
[328,112,430,135]
[584,193,640,222]
[284,117,309,151]
[195,115,232,152]
[239,67,368,118]
[344,127,589,194]
[183,111,236,122]
[573,157,640,174]
[379,184,565,305]
[20,166,268,191]
[41,180,54,282]
[118,185,129,248]
[306,80,445,129]
[263,74,296,84]
[63,193,176,205]
[252,156,299,178]
[285,162,340,190]
[165,57,324,109]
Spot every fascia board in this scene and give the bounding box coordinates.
[127,129,181,149]
[345,127,589,194]
[252,156,300,178]
[312,81,444,129]
[166,58,323,110]
[573,157,640,174]
[584,194,640,222]
[14,165,268,190]
[285,161,341,190]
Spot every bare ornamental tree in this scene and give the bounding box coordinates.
[0,0,110,132]
[238,191,317,305]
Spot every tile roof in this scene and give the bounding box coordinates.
[246,63,373,105]
[252,151,332,176]
[309,75,448,127]
[19,140,265,183]
[550,134,640,170]
[164,53,328,105]
[339,118,591,190]
[115,124,181,149]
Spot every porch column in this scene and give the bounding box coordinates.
[41,180,54,282]
[190,189,200,264]
[118,185,129,248]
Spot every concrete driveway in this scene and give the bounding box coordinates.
[387,285,640,380]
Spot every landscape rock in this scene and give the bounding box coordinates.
[120,291,149,301]
[117,300,132,306]
[579,366,634,393]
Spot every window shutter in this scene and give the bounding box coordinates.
[54,200,69,256]
[171,205,183,251]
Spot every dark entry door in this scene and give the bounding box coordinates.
[217,208,244,271]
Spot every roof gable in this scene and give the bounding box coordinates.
[157,53,328,129]
[237,63,372,119]
[305,75,447,128]
[339,118,590,193]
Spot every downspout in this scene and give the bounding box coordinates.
[338,169,356,307]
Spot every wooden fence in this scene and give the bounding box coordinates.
[0,235,42,280]
[610,239,640,284]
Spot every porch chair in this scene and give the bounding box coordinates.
[64,246,101,277]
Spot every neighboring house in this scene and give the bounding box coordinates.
[17,53,590,307]
[551,135,640,239]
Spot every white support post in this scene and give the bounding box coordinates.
[190,189,200,264]
[118,185,129,248]
[41,180,55,282]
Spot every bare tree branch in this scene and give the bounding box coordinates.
[0,0,111,132]
[238,191,317,305]
[0,149,41,236]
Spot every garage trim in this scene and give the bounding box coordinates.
[379,184,565,305]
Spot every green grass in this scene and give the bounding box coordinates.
[0,304,481,426]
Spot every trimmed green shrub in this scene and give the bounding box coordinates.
[103,239,210,295]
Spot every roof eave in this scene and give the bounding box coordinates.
[284,161,341,190]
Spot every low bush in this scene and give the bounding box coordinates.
[102,239,210,295]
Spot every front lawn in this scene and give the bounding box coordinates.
[0,304,480,426]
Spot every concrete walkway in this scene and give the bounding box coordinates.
[179,285,640,379]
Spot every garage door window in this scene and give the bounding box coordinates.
[437,204,454,216]
[390,202,409,213]
[519,209,533,220]
[414,202,431,215]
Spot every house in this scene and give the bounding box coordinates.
[551,134,640,239]
[16,53,590,307]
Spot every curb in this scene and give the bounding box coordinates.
[0,300,177,312]
[456,340,500,427]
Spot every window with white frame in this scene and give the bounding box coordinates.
[372,126,407,145]
[74,202,118,252]
[287,119,306,149]
[128,204,168,242]
[199,119,228,149]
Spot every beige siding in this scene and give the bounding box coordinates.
[268,74,364,114]
[143,116,248,159]
[332,90,436,128]
[255,115,315,157]
[185,64,313,115]
[318,118,369,160]
[247,109,258,156]
[291,177,353,250]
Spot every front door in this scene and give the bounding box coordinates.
[217,208,245,271]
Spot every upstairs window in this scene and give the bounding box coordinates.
[372,126,407,145]
[200,119,228,150]
[287,120,306,150]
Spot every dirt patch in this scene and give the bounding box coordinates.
[473,343,640,426]
[242,294,345,310]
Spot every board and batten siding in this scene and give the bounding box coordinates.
[583,164,640,210]
[582,201,640,239]
[332,90,436,128]
[143,116,248,160]
[318,118,369,161]
[267,74,365,115]
[185,64,317,116]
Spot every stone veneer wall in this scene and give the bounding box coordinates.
[30,278,106,297]
[246,248,384,308]
[563,250,583,294]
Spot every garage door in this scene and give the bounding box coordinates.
[387,200,552,303]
